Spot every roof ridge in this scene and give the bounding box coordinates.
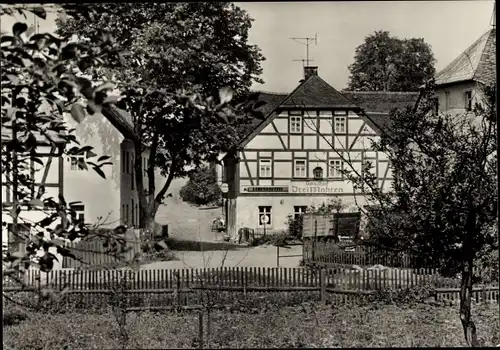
[251,89,288,95]
[435,28,493,85]
[343,90,419,95]
[472,29,496,84]
[281,74,358,108]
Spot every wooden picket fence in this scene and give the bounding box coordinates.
[62,229,142,269]
[304,239,418,267]
[4,266,499,308]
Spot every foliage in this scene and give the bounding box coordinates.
[347,30,436,91]
[3,307,29,326]
[179,165,222,207]
[343,82,497,345]
[366,282,436,305]
[474,249,499,284]
[307,197,345,214]
[55,3,266,228]
[0,5,142,284]
[4,303,499,348]
[286,214,303,239]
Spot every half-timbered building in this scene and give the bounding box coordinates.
[217,66,419,239]
[1,106,150,268]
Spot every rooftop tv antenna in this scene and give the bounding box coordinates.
[289,33,318,67]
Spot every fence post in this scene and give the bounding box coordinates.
[176,271,181,306]
[198,311,204,349]
[277,245,280,267]
[312,220,317,262]
[320,269,326,305]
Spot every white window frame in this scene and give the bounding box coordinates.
[259,159,272,178]
[293,206,307,220]
[69,155,85,171]
[70,204,85,222]
[290,116,302,133]
[328,159,343,178]
[258,206,272,226]
[334,117,346,134]
[293,159,307,178]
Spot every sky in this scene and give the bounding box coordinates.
[1,1,495,93]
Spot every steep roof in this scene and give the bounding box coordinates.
[281,74,358,108]
[239,74,364,148]
[245,91,288,131]
[435,28,496,86]
[220,74,420,158]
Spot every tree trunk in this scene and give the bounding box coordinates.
[459,258,478,347]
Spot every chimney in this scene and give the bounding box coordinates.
[304,66,318,79]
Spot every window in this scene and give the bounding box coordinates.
[259,159,272,178]
[465,90,473,111]
[135,203,139,228]
[70,204,85,222]
[293,159,306,178]
[290,116,302,133]
[329,159,343,178]
[258,206,272,226]
[334,117,346,133]
[124,152,129,174]
[131,199,135,226]
[70,156,85,171]
[313,166,323,180]
[294,206,307,220]
[143,157,148,176]
[125,204,129,225]
[131,169,135,191]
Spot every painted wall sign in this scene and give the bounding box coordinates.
[291,181,344,194]
[241,186,289,193]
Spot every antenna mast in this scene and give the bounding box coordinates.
[289,33,318,66]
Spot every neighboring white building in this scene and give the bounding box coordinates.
[217,66,419,239]
[434,27,496,116]
[1,106,150,269]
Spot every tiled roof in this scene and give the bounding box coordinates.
[245,91,288,130]
[237,75,421,147]
[342,91,420,134]
[342,91,420,114]
[281,75,358,108]
[435,29,496,86]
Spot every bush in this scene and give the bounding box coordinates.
[3,308,28,326]
[365,282,436,306]
[287,215,303,239]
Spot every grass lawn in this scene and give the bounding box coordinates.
[4,303,499,349]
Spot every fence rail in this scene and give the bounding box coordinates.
[303,241,498,282]
[61,229,142,269]
[4,266,499,307]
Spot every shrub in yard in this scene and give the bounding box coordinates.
[287,214,303,239]
[3,307,29,326]
[365,282,436,306]
[474,249,499,284]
